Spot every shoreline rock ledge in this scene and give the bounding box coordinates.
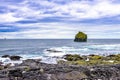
[74,31,87,42]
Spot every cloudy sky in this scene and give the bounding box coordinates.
[0,0,120,39]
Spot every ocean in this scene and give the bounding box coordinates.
[0,39,120,64]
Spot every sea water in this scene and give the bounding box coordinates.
[0,39,120,64]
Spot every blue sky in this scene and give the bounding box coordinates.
[0,0,120,39]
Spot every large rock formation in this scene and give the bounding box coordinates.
[74,31,87,42]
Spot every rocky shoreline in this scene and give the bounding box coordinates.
[0,57,120,80]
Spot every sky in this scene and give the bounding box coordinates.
[0,0,120,39]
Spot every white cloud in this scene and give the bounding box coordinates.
[1,22,120,39]
[0,13,23,23]
[55,0,120,19]
[1,0,120,22]
[0,0,120,39]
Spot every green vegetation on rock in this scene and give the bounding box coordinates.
[89,54,103,60]
[106,54,120,61]
[64,54,83,61]
[24,66,31,72]
[74,31,87,42]
[59,54,120,66]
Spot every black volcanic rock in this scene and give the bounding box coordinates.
[2,55,10,58]
[8,69,23,77]
[0,59,120,80]
[9,56,22,61]
[74,31,87,42]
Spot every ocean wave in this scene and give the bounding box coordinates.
[0,48,18,52]
[87,44,120,50]
[0,57,22,66]
[43,44,120,57]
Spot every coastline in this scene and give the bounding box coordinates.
[0,54,120,80]
[0,39,120,79]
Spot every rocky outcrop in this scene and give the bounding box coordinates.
[74,31,87,42]
[9,56,22,61]
[1,55,22,61]
[0,59,120,80]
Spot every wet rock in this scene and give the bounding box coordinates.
[46,49,62,53]
[1,55,10,58]
[9,56,22,61]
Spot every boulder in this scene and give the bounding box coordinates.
[9,56,22,61]
[21,59,41,68]
[74,31,87,42]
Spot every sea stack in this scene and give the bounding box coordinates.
[74,31,87,42]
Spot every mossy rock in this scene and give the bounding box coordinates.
[88,60,102,65]
[62,54,120,66]
[74,60,88,65]
[0,66,4,70]
[64,54,83,61]
[24,66,31,72]
[74,31,87,42]
[89,55,103,60]
[106,54,120,61]
[57,60,87,66]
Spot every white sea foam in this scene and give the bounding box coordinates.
[43,44,120,57]
[0,57,22,66]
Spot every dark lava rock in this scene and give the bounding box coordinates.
[46,49,62,53]
[74,31,87,42]
[1,55,10,58]
[90,65,120,80]
[9,56,22,61]
[21,59,41,68]
[0,59,120,80]
[8,69,23,77]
